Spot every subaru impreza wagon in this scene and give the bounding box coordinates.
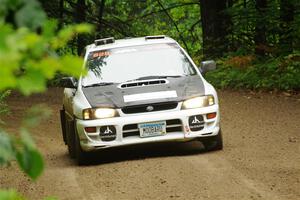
[60,35,223,164]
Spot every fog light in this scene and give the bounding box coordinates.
[188,115,204,131]
[207,112,216,119]
[84,127,97,133]
[100,126,116,141]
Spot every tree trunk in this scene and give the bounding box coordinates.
[200,0,228,59]
[74,0,86,55]
[226,0,234,51]
[97,0,106,36]
[254,0,267,56]
[280,0,294,53]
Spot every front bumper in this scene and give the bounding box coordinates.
[76,105,220,151]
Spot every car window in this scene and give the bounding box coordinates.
[82,43,196,86]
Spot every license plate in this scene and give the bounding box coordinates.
[138,121,166,138]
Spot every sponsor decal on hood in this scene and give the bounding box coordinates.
[123,91,177,103]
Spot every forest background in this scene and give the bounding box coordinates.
[43,0,300,91]
[0,0,299,199]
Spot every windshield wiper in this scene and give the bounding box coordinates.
[83,82,115,88]
[126,75,183,82]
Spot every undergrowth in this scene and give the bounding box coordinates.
[205,52,300,91]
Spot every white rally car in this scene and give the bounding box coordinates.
[60,36,223,164]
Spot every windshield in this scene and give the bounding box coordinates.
[82,43,196,86]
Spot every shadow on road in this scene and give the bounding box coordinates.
[65,140,208,166]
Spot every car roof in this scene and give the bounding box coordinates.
[85,36,178,53]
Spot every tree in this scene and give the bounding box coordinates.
[35,0,300,90]
[74,0,87,55]
[254,0,267,56]
[200,0,229,58]
[95,0,106,38]
[280,0,294,53]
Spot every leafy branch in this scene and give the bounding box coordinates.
[0,0,93,182]
[156,0,190,54]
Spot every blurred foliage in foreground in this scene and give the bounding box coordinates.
[0,105,51,179]
[0,20,91,95]
[0,189,24,200]
[0,0,92,190]
[0,189,57,200]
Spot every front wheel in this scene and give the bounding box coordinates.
[65,118,76,158]
[74,121,88,165]
[200,129,223,151]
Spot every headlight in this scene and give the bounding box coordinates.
[82,108,118,120]
[182,95,215,109]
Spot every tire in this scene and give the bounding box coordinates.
[200,129,223,151]
[66,119,76,158]
[60,109,67,145]
[74,123,88,165]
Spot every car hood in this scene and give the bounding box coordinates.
[82,75,205,108]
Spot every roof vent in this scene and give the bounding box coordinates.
[145,35,165,40]
[94,37,115,46]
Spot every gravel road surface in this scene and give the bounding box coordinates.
[1,88,299,200]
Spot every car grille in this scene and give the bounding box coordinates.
[122,119,182,138]
[121,102,178,114]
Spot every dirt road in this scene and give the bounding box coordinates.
[1,88,299,200]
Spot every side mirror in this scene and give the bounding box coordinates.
[200,60,216,74]
[60,77,78,88]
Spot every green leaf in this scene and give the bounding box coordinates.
[0,189,25,200]
[0,130,15,165]
[20,129,36,149]
[0,65,18,91]
[44,197,58,200]
[30,58,60,79]
[51,26,75,49]
[51,24,93,49]
[16,148,43,180]
[59,55,86,77]
[74,23,94,33]
[42,20,57,40]
[17,69,46,96]
[16,131,44,180]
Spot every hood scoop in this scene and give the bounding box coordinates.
[119,79,168,89]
